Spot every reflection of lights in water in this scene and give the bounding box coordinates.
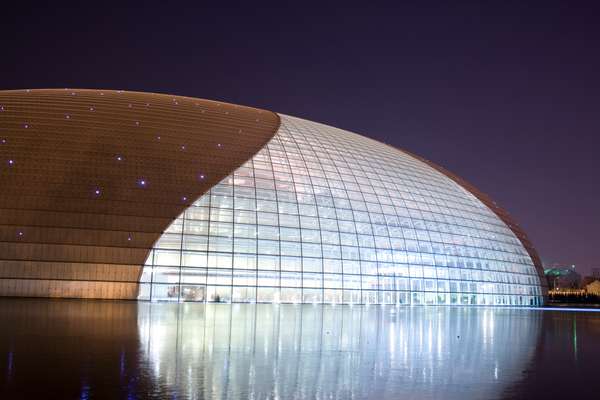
[6,351,13,380]
[389,323,395,355]
[120,350,125,377]
[573,318,578,361]
[437,313,443,356]
[137,304,541,400]
[79,382,90,400]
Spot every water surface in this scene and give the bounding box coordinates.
[1,299,598,399]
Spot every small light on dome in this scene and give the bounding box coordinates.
[94,188,101,196]
[89,107,95,111]
[181,145,186,151]
[24,124,29,129]
[138,179,147,187]
[182,196,188,202]
[18,231,24,237]
[135,121,140,126]
[8,159,14,166]
[199,174,205,180]
[127,236,132,241]
[156,136,161,140]
[65,114,70,119]
[116,155,122,161]
[217,143,222,148]
[1,139,6,144]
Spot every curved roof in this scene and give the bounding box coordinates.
[140,113,546,305]
[0,89,279,298]
[0,89,545,303]
[399,149,547,292]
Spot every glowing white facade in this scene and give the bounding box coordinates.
[138,114,544,306]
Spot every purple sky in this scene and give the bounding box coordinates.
[2,2,599,274]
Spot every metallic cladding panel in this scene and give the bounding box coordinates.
[0,89,279,299]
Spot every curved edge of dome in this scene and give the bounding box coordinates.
[0,89,280,300]
[140,112,546,306]
[133,114,282,288]
[397,148,548,298]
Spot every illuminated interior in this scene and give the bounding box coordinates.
[138,114,544,305]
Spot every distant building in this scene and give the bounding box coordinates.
[544,265,581,289]
[581,275,597,287]
[592,268,600,279]
[586,281,600,296]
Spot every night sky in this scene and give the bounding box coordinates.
[2,2,599,274]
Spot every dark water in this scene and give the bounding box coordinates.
[0,299,598,399]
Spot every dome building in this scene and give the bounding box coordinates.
[0,89,547,305]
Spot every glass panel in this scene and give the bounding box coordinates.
[142,114,543,306]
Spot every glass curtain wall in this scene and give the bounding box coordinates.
[138,115,544,306]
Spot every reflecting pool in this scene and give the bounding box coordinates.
[1,299,599,399]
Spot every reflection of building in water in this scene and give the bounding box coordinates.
[137,304,541,399]
[0,299,149,399]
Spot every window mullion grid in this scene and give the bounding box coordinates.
[285,123,328,304]
[263,142,282,303]
[177,213,185,302]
